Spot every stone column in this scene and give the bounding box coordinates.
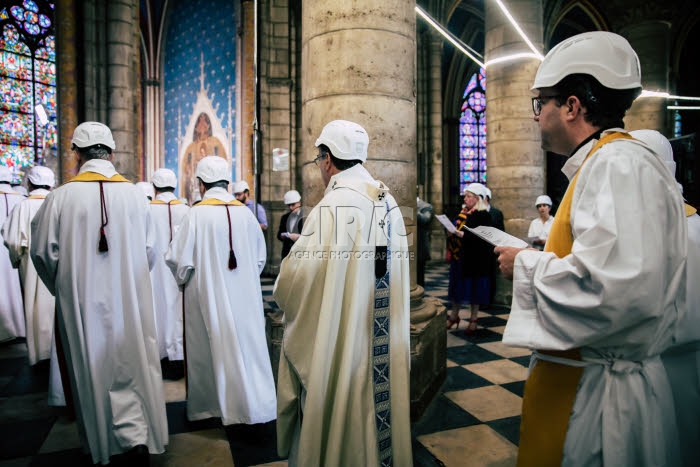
[484,0,543,239]
[106,0,141,181]
[56,0,79,183]
[240,0,256,189]
[73,0,142,182]
[428,32,446,262]
[300,0,445,420]
[622,21,672,134]
[428,32,444,216]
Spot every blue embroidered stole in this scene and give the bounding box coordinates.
[373,199,393,467]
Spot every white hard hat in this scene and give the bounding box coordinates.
[0,166,12,182]
[629,130,682,193]
[196,156,231,184]
[535,195,552,206]
[283,190,301,204]
[135,181,155,199]
[233,180,250,194]
[463,182,486,198]
[151,168,177,189]
[532,31,641,91]
[27,165,55,188]
[484,187,492,199]
[315,120,369,162]
[71,122,116,150]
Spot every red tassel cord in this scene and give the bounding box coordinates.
[225,205,237,269]
[98,181,109,252]
[167,201,174,242]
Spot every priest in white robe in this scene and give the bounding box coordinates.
[2,165,56,365]
[149,168,189,364]
[274,120,413,467]
[495,33,685,467]
[30,122,167,465]
[165,156,276,426]
[0,165,25,342]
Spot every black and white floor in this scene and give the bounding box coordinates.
[0,262,528,466]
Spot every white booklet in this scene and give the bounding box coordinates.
[465,225,529,248]
[435,214,458,234]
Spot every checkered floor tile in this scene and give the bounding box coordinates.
[0,262,527,467]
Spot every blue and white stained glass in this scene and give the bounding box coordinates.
[459,68,487,194]
[0,1,56,182]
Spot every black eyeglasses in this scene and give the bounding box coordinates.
[313,153,328,166]
[531,95,561,116]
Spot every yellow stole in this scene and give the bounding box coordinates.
[65,171,130,252]
[194,198,244,207]
[67,172,131,183]
[151,199,183,205]
[194,197,245,270]
[686,204,697,217]
[28,195,47,200]
[517,132,633,467]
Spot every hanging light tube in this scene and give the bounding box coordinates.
[485,52,542,67]
[639,90,700,102]
[415,5,485,68]
[492,0,544,60]
[415,5,700,102]
[668,106,700,110]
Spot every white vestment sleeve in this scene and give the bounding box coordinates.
[2,205,27,268]
[253,214,266,275]
[29,193,59,295]
[165,211,195,286]
[503,149,686,351]
[145,202,157,271]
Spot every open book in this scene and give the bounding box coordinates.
[465,226,528,248]
[436,215,528,248]
[435,214,457,234]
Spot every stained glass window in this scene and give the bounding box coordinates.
[0,1,56,183]
[673,108,682,139]
[459,67,487,193]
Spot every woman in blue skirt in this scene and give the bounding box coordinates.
[446,183,493,334]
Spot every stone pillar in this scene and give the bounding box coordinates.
[106,0,141,181]
[484,0,543,239]
[622,21,672,134]
[299,0,445,421]
[240,0,256,189]
[428,32,446,262]
[56,0,79,183]
[428,32,444,216]
[260,0,294,274]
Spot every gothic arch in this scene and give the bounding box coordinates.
[546,0,608,49]
[672,6,700,77]
[441,1,485,212]
[139,0,170,179]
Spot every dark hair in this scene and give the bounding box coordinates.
[553,74,641,129]
[318,144,362,171]
[153,185,175,193]
[75,145,112,160]
[199,179,229,191]
[28,183,51,191]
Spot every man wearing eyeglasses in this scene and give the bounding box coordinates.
[494,32,686,466]
[274,120,412,466]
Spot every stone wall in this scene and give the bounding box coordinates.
[259,0,298,274]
